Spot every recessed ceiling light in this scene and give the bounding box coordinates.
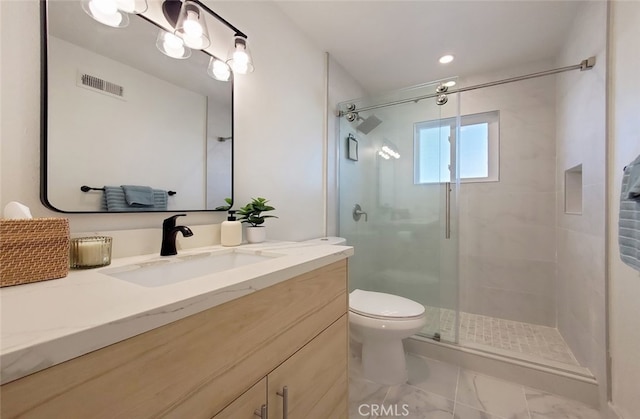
[444,81,456,87]
[439,55,454,64]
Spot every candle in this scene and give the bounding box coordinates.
[70,236,112,269]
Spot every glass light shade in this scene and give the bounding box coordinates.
[115,0,148,14]
[226,36,254,74]
[175,2,210,50]
[81,0,129,28]
[207,57,232,82]
[156,30,191,59]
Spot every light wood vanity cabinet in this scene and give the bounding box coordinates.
[213,378,267,419]
[1,260,348,419]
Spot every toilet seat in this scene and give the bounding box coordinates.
[349,289,425,320]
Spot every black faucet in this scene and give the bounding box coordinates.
[161,214,194,256]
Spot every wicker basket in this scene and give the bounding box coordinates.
[0,218,70,287]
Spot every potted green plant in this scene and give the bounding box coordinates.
[236,197,277,243]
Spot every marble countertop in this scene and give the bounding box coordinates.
[0,240,353,385]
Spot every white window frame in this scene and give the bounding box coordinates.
[414,110,500,184]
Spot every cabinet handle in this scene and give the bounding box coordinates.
[254,404,267,418]
[277,386,289,419]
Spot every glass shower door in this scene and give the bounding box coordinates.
[338,83,459,342]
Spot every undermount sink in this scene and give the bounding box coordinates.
[101,249,284,287]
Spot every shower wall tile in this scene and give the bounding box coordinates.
[460,189,556,228]
[473,286,555,326]
[462,221,556,262]
[462,255,556,296]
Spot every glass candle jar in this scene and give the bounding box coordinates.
[70,236,112,269]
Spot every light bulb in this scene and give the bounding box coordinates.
[91,0,118,15]
[183,11,203,37]
[444,81,456,87]
[156,30,190,59]
[88,0,124,27]
[208,58,231,81]
[226,37,254,74]
[183,34,206,50]
[230,50,248,73]
[115,0,135,12]
[163,35,185,58]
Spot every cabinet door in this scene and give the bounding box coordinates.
[213,378,266,419]
[267,315,348,419]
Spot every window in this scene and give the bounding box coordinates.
[414,111,499,183]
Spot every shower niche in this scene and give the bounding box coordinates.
[565,164,583,215]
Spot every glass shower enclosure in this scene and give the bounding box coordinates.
[338,81,460,342]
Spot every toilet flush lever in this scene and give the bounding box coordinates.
[353,204,368,222]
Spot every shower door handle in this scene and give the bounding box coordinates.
[353,204,368,222]
[445,182,451,239]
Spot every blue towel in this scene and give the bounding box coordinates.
[121,185,154,207]
[103,186,169,211]
[619,154,640,272]
[623,155,640,200]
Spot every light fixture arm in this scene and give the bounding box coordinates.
[190,0,247,39]
[163,0,247,40]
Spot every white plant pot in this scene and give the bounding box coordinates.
[245,226,266,243]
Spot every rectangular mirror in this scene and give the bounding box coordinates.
[41,0,233,212]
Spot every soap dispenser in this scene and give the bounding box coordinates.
[221,210,242,246]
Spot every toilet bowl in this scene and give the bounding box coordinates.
[349,289,426,385]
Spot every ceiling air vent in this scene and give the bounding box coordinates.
[77,71,126,100]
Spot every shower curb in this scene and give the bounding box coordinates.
[404,336,600,409]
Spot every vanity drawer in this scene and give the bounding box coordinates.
[0,260,347,419]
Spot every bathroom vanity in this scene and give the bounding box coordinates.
[0,241,352,418]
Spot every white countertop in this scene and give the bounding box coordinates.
[0,240,353,385]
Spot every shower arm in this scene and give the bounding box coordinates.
[337,57,595,116]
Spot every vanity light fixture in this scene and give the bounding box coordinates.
[161,0,255,80]
[156,30,191,59]
[81,0,147,28]
[82,0,253,81]
[174,1,210,50]
[226,36,254,74]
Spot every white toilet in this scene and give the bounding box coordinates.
[349,289,426,385]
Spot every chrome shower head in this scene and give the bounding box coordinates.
[356,114,382,135]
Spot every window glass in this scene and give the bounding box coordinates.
[415,111,499,184]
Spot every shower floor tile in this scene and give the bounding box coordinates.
[422,307,580,366]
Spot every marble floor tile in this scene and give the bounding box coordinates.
[525,388,601,419]
[406,353,460,400]
[453,403,505,419]
[380,384,455,419]
[349,377,390,419]
[456,370,529,419]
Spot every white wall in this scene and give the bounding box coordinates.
[48,37,206,211]
[554,0,608,404]
[0,0,328,241]
[609,2,640,418]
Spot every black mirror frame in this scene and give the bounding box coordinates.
[39,0,234,213]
